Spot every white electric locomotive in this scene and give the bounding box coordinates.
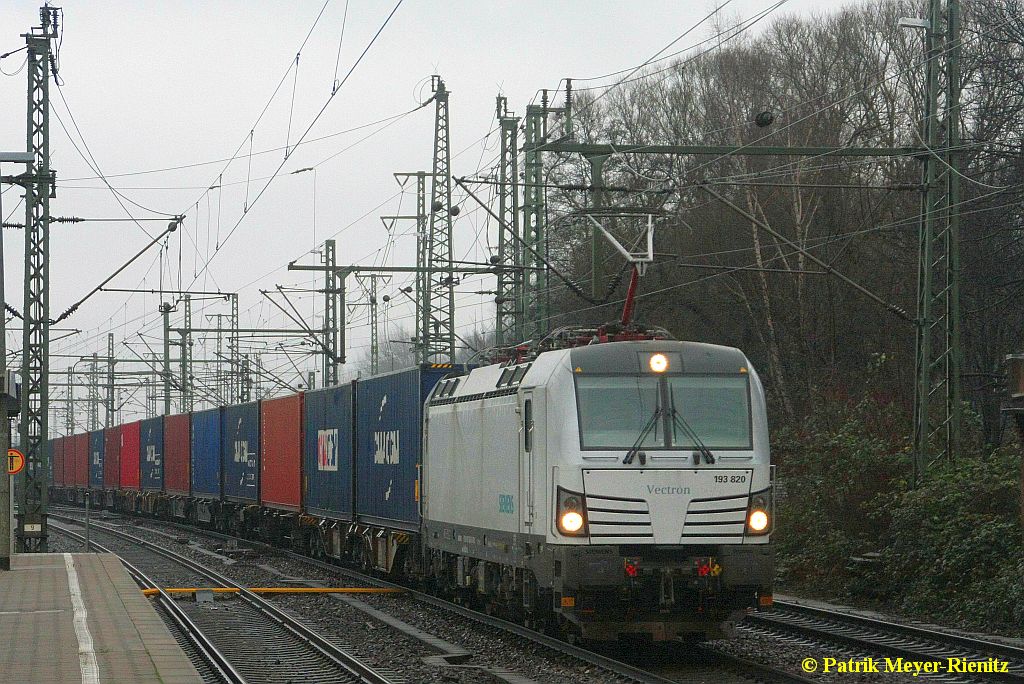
[422,339,773,642]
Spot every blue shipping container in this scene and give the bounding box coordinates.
[222,402,259,503]
[191,408,222,499]
[140,416,164,491]
[88,430,104,489]
[303,384,354,519]
[355,366,449,529]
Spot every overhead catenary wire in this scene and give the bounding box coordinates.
[43,1,395,363]
[185,0,408,289]
[48,2,1016,422]
[32,1,811,368]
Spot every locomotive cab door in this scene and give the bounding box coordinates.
[520,389,544,531]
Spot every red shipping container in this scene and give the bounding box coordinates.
[103,426,121,489]
[63,435,75,487]
[260,393,303,511]
[52,437,64,487]
[164,413,191,496]
[73,432,89,487]
[120,421,141,490]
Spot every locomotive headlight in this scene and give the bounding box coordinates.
[746,492,771,535]
[748,509,769,532]
[649,353,669,373]
[560,511,585,533]
[556,487,588,537]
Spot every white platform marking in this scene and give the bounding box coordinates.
[64,554,100,684]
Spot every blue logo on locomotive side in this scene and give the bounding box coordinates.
[498,494,515,513]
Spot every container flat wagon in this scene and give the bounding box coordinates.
[88,431,105,508]
[303,384,355,557]
[164,413,191,518]
[50,347,773,643]
[190,407,222,524]
[102,427,121,508]
[221,402,260,534]
[139,416,164,514]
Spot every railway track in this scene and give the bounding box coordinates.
[52,523,244,684]
[51,507,813,684]
[745,600,1024,683]
[50,517,398,684]
[271,541,814,684]
[61,507,1024,683]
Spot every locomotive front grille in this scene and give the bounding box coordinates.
[585,494,653,540]
[681,494,748,540]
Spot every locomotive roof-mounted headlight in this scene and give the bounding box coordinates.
[649,353,669,373]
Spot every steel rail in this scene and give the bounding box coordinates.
[127,517,683,684]
[773,600,1024,662]
[51,514,396,684]
[54,505,1024,683]
[51,522,247,684]
[694,645,818,683]
[748,603,1024,683]
[47,507,814,683]
[75,510,809,684]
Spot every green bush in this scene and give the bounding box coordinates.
[774,395,1024,635]
[774,396,910,596]
[871,450,1024,632]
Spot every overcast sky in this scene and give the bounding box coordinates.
[0,0,846,427]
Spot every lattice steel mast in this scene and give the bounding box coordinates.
[522,102,547,343]
[180,294,193,413]
[322,239,342,386]
[87,354,98,431]
[381,172,430,362]
[413,172,428,363]
[425,76,455,363]
[495,96,521,347]
[16,6,59,552]
[912,0,962,482]
[229,293,240,401]
[106,333,115,426]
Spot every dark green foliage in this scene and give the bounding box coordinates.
[776,393,1024,635]
[873,450,1024,632]
[774,394,910,594]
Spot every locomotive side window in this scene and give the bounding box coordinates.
[511,365,528,384]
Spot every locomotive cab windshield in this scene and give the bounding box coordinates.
[574,371,753,453]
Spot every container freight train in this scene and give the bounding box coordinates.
[51,340,774,642]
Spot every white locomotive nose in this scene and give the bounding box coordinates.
[423,339,773,643]
[583,469,755,544]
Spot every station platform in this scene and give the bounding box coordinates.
[0,553,203,683]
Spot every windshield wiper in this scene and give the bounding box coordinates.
[669,386,715,465]
[623,406,661,465]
